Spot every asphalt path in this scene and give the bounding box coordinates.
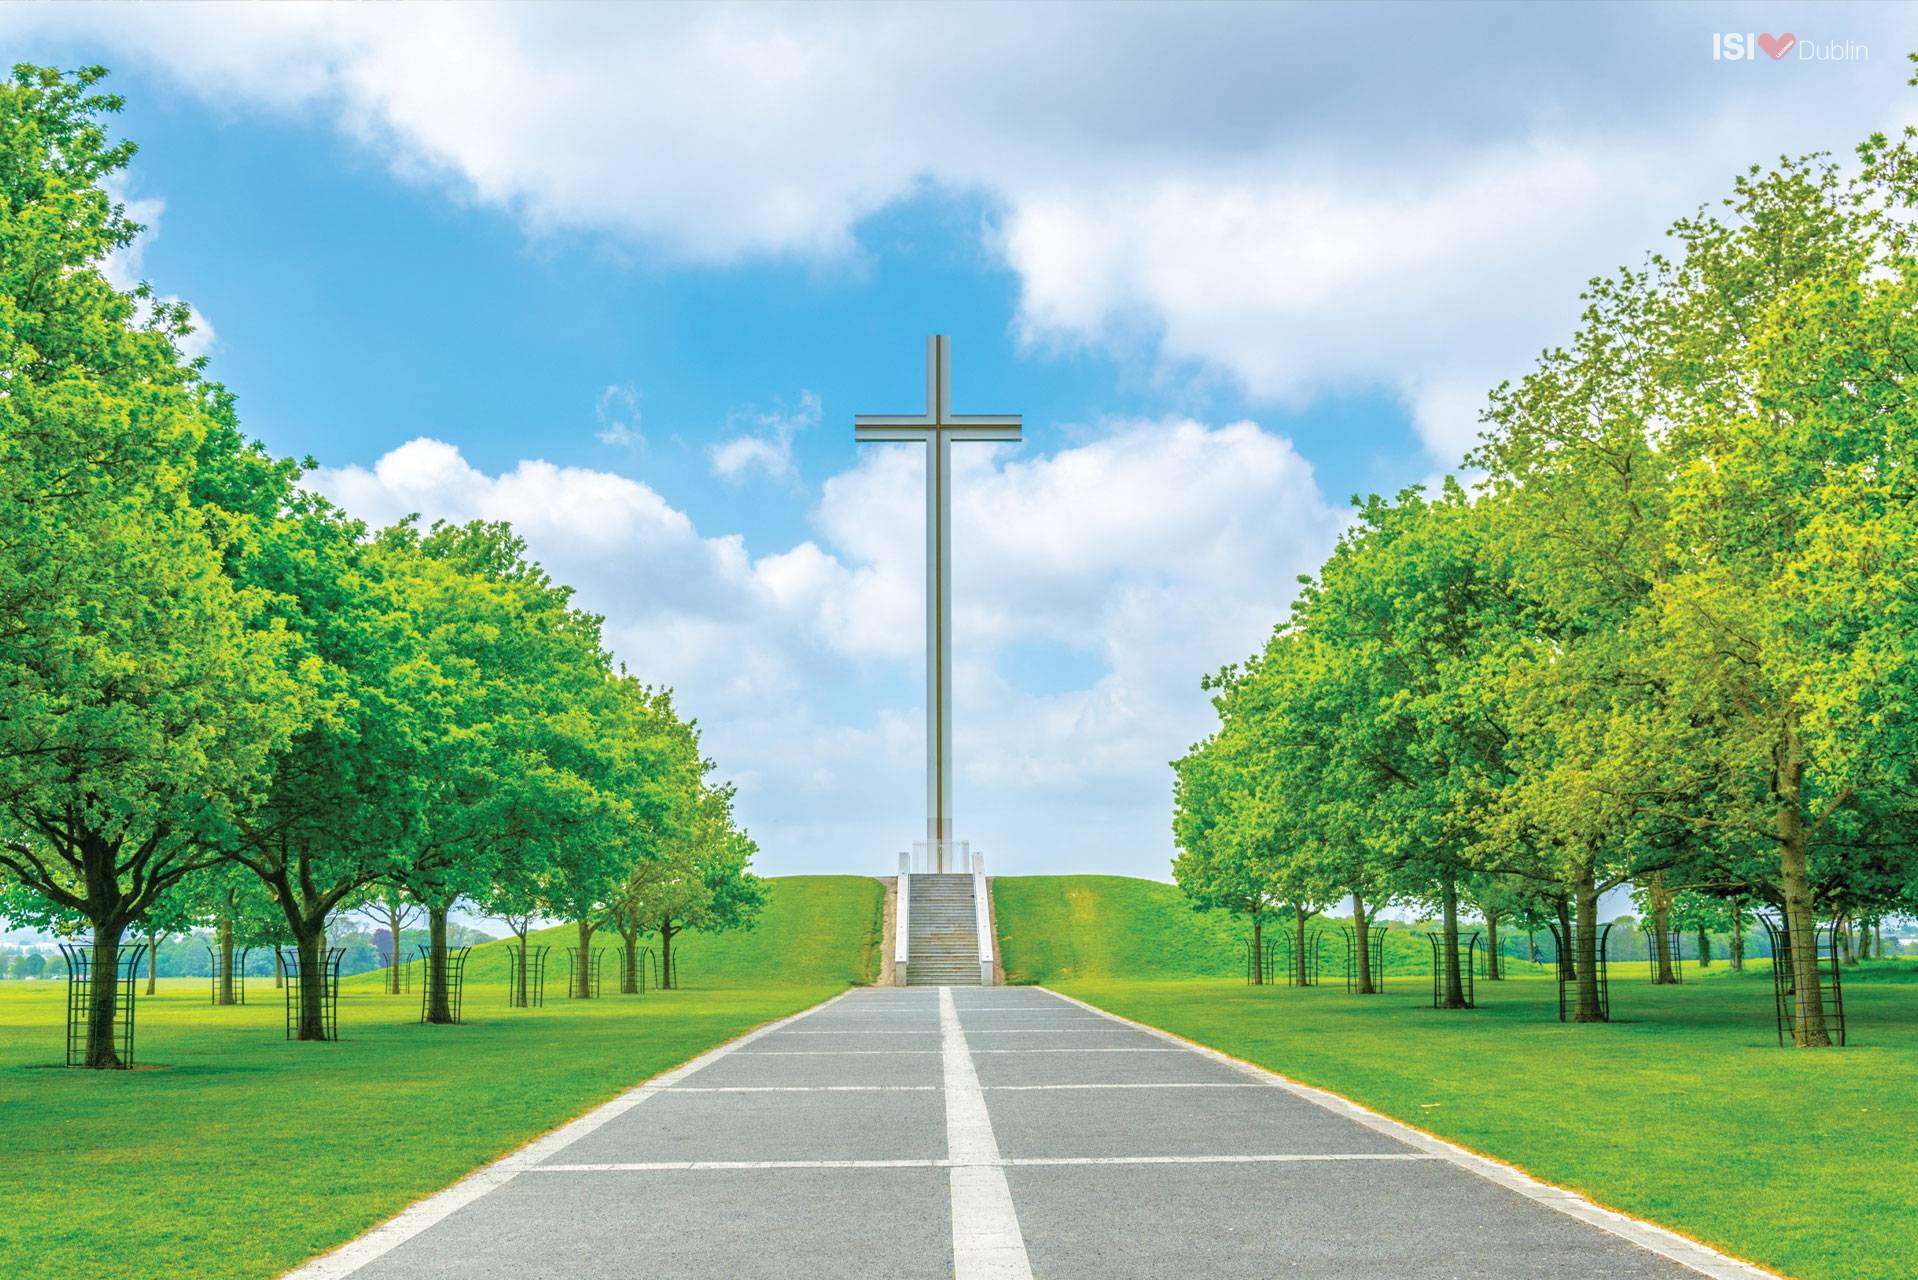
[296,986,1763,1280]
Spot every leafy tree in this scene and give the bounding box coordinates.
[219,502,423,1040]
[0,66,307,1065]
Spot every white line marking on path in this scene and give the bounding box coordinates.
[1041,988,1780,1280]
[735,1046,1189,1056]
[941,986,1035,1280]
[982,1090,1265,1097]
[738,1049,942,1056]
[970,1047,1186,1054]
[527,1153,1439,1173]
[946,1027,1138,1034]
[775,1029,943,1035]
[279,991,856,1280]
[666,1085,941,1093]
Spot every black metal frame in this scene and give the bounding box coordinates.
[418,944,474,1024]
[1647,929,1685,984]
[564,946,606,998]
[1273,929,1322,988]
[1547,921,1612,1022]
[1425,931,1478,1009]
[1757,914,1846,1047]
[1335,924,1386,993]
[1239,936,1275,986]
[206,943,253,1006]
[280,946,345,1041]
[376,936,413,993]
[59,941,147,1068]
[507,944,551,1008]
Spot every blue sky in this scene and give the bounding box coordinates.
[4,3,1913,881]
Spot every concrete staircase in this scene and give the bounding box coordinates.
[905,873,982,986]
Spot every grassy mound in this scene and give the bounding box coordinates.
[993,874,1427,983]
[346,873,884,994]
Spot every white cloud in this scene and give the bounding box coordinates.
[11,3,1912,460]
[309,419,1339,876]
[594,384,643,449]
[710,390,820,484]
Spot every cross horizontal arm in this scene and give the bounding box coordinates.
[855,413,1022,444]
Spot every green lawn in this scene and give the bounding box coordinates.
[994,875,1918,1280]
[0,874,882,1280]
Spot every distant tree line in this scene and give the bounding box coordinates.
[0,66,762,1067]
[1175,62,1918,1045]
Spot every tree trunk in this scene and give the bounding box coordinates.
[1696,923,1713,968]
[1648,871,1676,983]
[1483,909,1502,980]
[217,912,237,1005]
[1775,726,1831,1047]
[1554,899,1577,981]
[1352,892,1374,995]
[1730,903,1746,971]
[1293,904,1309,987]
[385,894,404,994]
[1572,871,1604,1023]
[145,930,159,995]
[84,926,126,1068]
[273,948,284,990]
[424,903,453,1024]
[1437,874,1465,1009]
[1250,916,1264,986]
[575,919,597,997]
[658,922,675,991]
[620,925,640,994]
[515,928,531,1006]
[294,928,328,1041]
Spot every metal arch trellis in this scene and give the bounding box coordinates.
[280,947,345,1041]
[1547,920,1613,1022]
[1239,936,1275,986]
[507,944,551,1008]
[1334,924,1386,994]
[616,941,651,995]
[1646,929,1686,984]
[1756,913,1846,1047]
[59,941,147,1068]
[1425,931,1479,1009]
[206,944,251,1006]
[564,946,606,998]
[1272,928,1323,988]
[419,944,474,1024]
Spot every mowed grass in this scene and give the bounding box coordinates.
[0,874,882,1280]
[993,875,1918,1280]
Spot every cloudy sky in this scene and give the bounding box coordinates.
[5,2,1912,879]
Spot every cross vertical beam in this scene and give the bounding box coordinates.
[855,336,1020,870]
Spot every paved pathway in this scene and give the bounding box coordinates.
[300,987,1761,1280]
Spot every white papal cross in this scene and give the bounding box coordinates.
[856,336,1021,870]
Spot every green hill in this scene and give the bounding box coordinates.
[993,874,1433,984]
[345,873,883,994]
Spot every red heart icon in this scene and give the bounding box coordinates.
[1757,32,1797,60]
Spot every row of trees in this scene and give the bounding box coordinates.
[0,65,760,1067]
[1175,70,1918,1044]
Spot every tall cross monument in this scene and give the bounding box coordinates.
[856,336,1020,872]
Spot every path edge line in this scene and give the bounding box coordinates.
[1038,986,1780,1280]
[277,988,858,1280]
